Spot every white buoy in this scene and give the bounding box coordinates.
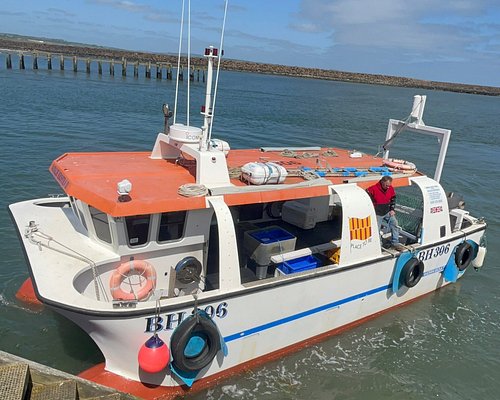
[472,246,487,269]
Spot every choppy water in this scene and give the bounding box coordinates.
[1,53,499,399]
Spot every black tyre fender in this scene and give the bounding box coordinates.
[455,242,474,272]
[170,314,221,373]
[400,258,424,288]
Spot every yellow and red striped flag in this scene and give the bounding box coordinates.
[349,216,372,241]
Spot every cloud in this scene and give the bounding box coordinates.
[228,28,322,55]
[0,11,27,16]
[86,0,151,13]
[289,22,323,33]
[46,8,76,17]
[292,0,500,59]
[143,13,179,24]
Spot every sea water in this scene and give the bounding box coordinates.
[0,55,499,399]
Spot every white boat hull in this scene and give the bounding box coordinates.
[54,230,483,388]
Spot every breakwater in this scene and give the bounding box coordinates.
[1,37,499,96]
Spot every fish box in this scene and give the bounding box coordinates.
[277,255,320,274]
[244,226,296,266]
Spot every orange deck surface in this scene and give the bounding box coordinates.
[50,148,416,217]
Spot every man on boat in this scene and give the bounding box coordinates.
[367,176,404,251]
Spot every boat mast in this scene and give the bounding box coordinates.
[200,46,217,150]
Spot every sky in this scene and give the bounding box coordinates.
[1,0,499,87]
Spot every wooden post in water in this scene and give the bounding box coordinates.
[189,68,194,82]
[6,54,12,69]
[146,62,151,78]
[179,66,183,81]
[60,55,64,70]
[197,68,200,82]
[72,56,77,72]
[86,58,91,74]
[122,58,127,77]
[202,69,205,83]
[110,60,114,76]
[98,61,102,75]
[156,63,162,79]
[134,61,138,78]
[33,54,38,70]
[19,53,25,69]
[47,54,52,70]
[166,65,172,80]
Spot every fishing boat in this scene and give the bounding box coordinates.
[9,6,487,400]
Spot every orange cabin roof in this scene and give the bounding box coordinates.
[50,148,418,217]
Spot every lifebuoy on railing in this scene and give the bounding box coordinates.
[382,158,417,173]
[400,258,424,288]
[109,260,156,301]
[454,241,474,271]
[170,311,222,373]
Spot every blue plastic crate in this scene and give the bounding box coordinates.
[278,255,320,274]
[249,227,295,244]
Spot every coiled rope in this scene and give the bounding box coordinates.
[280,150,318,159]
[178,183,209,197]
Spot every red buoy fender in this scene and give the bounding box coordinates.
[109,260,156,301]
[138,334,170,373]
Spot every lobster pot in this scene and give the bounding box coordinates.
[241,162,288,185]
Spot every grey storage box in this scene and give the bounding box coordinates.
[244,226,296,266]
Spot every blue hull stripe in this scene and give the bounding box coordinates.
[224,283,391,342]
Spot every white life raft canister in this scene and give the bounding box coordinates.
[241,162,288,185]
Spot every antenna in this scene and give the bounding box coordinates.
[173,0,185,125]
[207,0,229,145]
[187,0,191,127]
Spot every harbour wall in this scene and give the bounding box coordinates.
[1,37,499,96]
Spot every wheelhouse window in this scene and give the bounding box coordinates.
[158,211,186,242]
[89,206,111,243]
[70,196,87,230]
[125,215,151,247]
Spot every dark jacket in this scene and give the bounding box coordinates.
[367,181,396,216]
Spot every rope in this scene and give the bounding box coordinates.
[376,97,424,156]
[298,170,321,180]
[301,152,316,158]
[178,183,209,197]
[280,150,319,159]
[228,167,241,179]
[281,149,296,157]
[322,149,338,157]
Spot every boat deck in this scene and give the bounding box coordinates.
[50,147,420,217]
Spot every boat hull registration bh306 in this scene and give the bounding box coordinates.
[9,9,487,400]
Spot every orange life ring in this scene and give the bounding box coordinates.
[109,260,156,301]
[382,158,416,173]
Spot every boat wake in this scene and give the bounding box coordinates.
[199,294,499,399]
[0,292,41,314]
